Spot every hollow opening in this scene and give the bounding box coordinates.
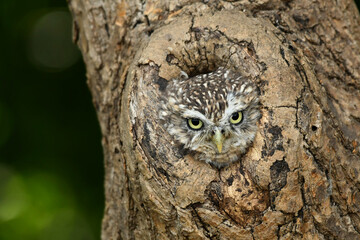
[187,66,216,78]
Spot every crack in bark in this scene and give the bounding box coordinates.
[263,9,360,159]
[295,80,359,237]
[273,105,297,109]
[71,1,360,238]
[279,46,290,66]
[188,204,212,239]
[293,57,356,156]
[294,55,360,234]
[320,33,359,89]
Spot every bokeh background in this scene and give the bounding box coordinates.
[0,1,103,239]
[0,1,359,239]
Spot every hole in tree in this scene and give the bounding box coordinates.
[187,68,213,78]
[186,63,221,78]
[311,125,318,131]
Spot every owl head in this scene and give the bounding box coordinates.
[160,67,260,168]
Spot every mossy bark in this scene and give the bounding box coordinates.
[68,0,360,239]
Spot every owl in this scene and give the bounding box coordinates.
[160,67,260,168]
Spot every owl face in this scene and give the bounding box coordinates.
[160,68,260,168]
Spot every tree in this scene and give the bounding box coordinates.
[68,0,360,239]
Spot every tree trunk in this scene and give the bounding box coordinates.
[68,0,360,239]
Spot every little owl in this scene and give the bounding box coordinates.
[160,67,260,168]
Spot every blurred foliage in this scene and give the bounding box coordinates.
[0,0,359,239]
[0,0,103,239]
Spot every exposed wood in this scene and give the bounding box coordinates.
[68,0,360,239]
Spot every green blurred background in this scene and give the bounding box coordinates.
[0,1,103,239]
[0,0,359,240]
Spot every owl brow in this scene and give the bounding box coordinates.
[182,109,213,124]
[217,93,248,123]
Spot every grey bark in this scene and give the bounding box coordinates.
[68,0,360,239]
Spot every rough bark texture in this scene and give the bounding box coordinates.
[68,0,360,239]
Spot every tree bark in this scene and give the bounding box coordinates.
[68,0,360,239]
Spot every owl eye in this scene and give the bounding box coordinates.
[187,118,203,130]
[230,111,243,125]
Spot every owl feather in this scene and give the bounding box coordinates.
[160,67,260,168]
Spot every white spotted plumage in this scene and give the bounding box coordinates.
[160,67,260,168]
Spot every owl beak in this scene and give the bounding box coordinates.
[212,129,225,153]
